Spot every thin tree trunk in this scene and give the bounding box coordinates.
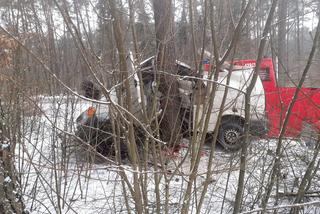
[233,0,278,213]
[261,10,320,213]
[108,1,143,213]
[277,0,288,86]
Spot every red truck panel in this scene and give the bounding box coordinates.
[234,58,320,138]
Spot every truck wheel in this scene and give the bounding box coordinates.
[218,120,244,151]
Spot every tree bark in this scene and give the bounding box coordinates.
[0,144,25,214]
[277,0,288,86]
[153,0,182,145]
[0,103,25,214]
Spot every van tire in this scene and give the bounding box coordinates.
[218,120,244,151]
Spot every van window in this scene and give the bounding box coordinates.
[259,68,270,81]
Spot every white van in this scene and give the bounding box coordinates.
[190,67,266,150]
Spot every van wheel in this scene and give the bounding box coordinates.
[218,120,244,151]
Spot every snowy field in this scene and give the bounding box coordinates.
[16,95,320,213]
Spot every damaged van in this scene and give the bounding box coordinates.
[192,63,266,150]
[75,56,267,154]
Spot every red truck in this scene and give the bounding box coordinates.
[234,58,320,138]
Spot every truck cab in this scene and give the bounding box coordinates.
[234,58,320,139]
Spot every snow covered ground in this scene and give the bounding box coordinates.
[16,95,320,213]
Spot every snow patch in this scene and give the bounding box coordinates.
[4,176,12,183]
